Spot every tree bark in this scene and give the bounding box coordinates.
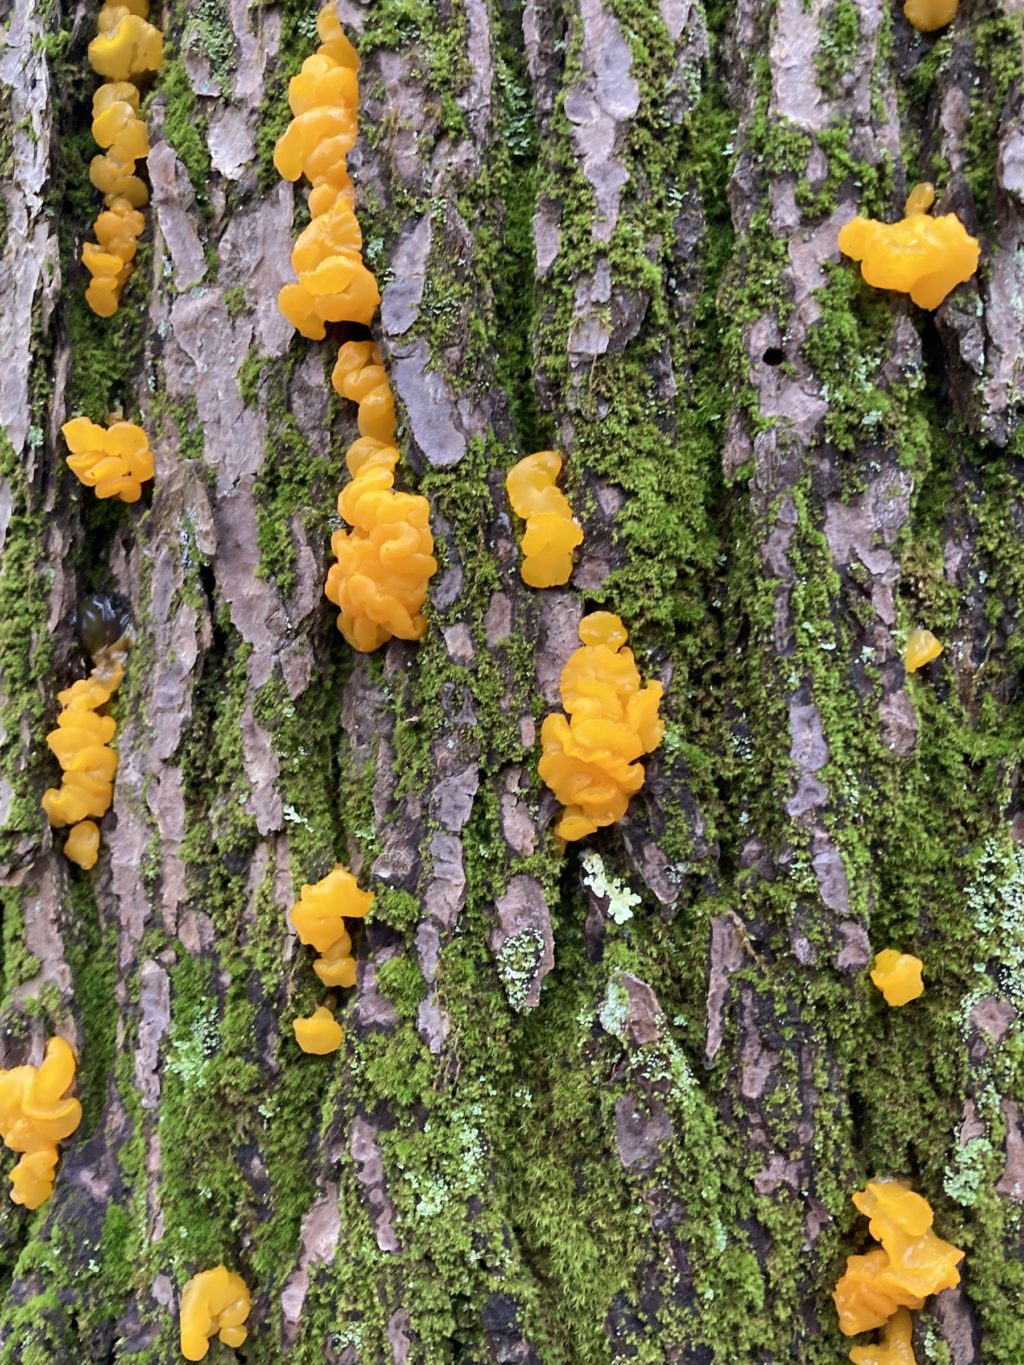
[1,0,1023,1361]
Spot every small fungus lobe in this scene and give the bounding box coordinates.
[325,342,437,651]
[293,1005,344,1055]
[61,416,155,502]
[179,1266,251,1362]
[833,1179,963,1337]
[84,4,162,315]
[41,631,130,868]
[505,451,583,589]
[0,1037,82,1209]
[870,950,924,1007]
[903,628,942,674]
[540,611,664,841]
[838,184,979,309]
[903,0,957,31]
[849,1307,917,1364]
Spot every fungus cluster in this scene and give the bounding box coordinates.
[870,950,924,1007]
[0,1037,82,1209]
[41,627,129,870]
[540,612,664,841]
[289,865,373,1054]
[275,8,378,338]
[838,183,979,310]
[505,451,583,588]
[83,2,163,316]
[61,415,155,502]
[903,0,958,31]
[834,1179,964,1357]
[179,1266,251,1362]
[325,342,437,650]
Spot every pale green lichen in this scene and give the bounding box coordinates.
[582,851,641,924]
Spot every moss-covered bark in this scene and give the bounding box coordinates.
[0,0,1022,1360]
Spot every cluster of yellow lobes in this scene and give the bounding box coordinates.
[326,342,437,651]
[506,451,583,588]
[838,184,979,310]
[40,637,129,869]
[870,950,925,1007]
[179,1266,251,1362]
[275,8,380,338]
[83,3,162,316]
[61,416,154,502]
[540,612,664,841]
[0,1038,82,1209]
[289,866,373,1054]
[834,1180,964,1360]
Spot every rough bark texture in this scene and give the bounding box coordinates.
[0,0,1023,1360]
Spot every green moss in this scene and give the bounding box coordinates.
[815,0,861,90]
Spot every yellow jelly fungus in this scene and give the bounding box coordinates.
[325,342,437,651]
[61,415,155,502]
[41,635,129,868]
[870,950,925,1007]
[84,6,162,316]
[838,183,979,309]
[87,1,163,81]
[849,1307,917,1365]
[833,1180,963,1336]
[539,611,664,841]
[289,864,372,988]
[903,0,957,31]
[275,5,380,339]
[293,1005,344,1055]
[505,451,584,589]
[904,628,942,674]
[0,1037,82,1209]
[179,1266,251,1362]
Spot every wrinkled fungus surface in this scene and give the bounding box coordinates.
[838,183,979,309]
[540,611,664,841]
[179,1266,251,1361]
[849,1307,917,1365]
[904,628,942,674]
[41,634,130,868]
[505,451,583,588]
[325,342,437,651]
[870,950,925,1007]
[903,0,958,31]
[293,1006,344,1055]
[275,7,379,338]
[61,416,155,501]
[0,1038,82,1209]
[833,1180,963,1336]
[84,5,162,315]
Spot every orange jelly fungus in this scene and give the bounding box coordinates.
[0,1038,82,1209]
[540,611,664,841]
[293,1005,344,1055]
[505,451,583,588]
[838,183,979,309]
[275,6,380,339]
[833,1180,963,1336]
[179,1266,251,1362]
[325,341,437,651]
[903,0,957,31]
[904,628,942,673]
[61,416,155,502]
[88,1,163,81]
[289,865,372,990]
[84,4,162,316]
[870,950,924,1007]
[41,635,129,869]
[849,1307,917,1365]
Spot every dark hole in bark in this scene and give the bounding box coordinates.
[762,346,784,366]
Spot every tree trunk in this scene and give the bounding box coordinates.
[1,0,1022,1360]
